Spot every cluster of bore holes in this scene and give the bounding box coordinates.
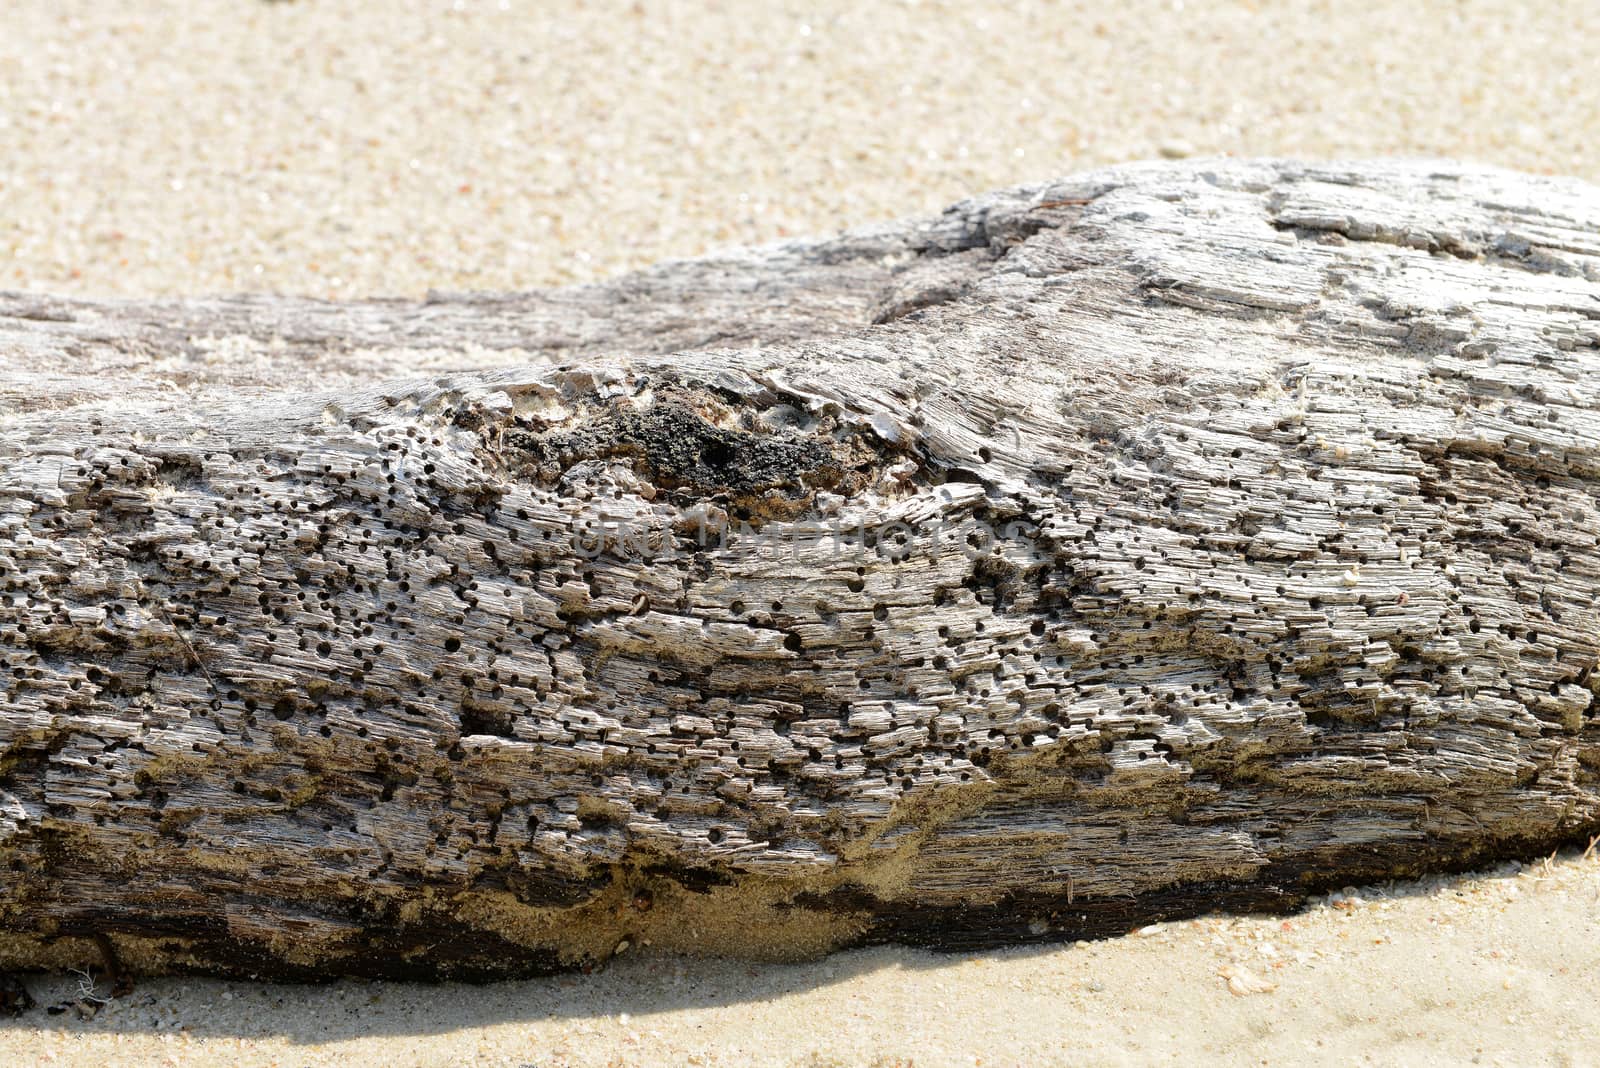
[113,439,1600,796]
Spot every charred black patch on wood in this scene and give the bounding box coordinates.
[72,915,567,983]
[807,882,1304,953]
[0,972,33,1016]
[502,386,900,520]
[802,829,1600,955]
[639,861,736,894]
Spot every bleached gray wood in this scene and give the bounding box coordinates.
[2,158,1599,980]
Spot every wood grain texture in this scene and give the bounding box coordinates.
[3,158,1599,979]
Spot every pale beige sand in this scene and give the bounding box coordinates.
[4,2,1600,1066]
[5,1,1600,299]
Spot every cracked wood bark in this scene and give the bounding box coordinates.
[3,159,1600,980]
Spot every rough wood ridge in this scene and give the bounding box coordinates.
[3,159,1599,980]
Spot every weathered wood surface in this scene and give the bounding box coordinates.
[3,159,1600,980]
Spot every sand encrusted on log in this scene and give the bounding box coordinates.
[2,158,1599,979]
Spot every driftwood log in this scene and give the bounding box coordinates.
[2,159,1599,981]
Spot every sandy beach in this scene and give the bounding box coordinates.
[6,1,1600,301]
[4,2,1600,1065]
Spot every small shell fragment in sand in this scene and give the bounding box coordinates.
[1219,964,1278,996]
